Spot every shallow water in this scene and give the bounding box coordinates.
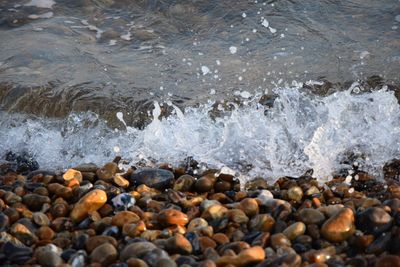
[0,0,400,181]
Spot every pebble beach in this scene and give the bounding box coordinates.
[0,155,399,267]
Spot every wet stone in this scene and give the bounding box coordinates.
[375,255,400,267]
[270,233,292,249]
[174,174,196,192]
[120,242,157,261]
[216,246,265,266]
[63,169,83,183]
[112,211,140,227]
[321,207,355,243]
[70,189,107,222]
[38,251,64,267]
[127,258,149,267]
[22,193,51,211]
[97,162,118,182]
[299,208,325,225]
[90,242,118,266]
[158,208,189,226]
[288,186,304,201]
[130,168,174,190]
[33,212,50,226]
[165,233,193,255]
[283,222,306,241]
[357,207,392,235]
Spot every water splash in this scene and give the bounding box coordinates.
[1,84,400,182]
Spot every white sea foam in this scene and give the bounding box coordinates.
[1,85,400,183]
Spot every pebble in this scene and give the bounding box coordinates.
[158,209,189,226]
[96,162,118,182]
[215,246,265,266]
[70,189,107,222]
[33,212,50,226]
[63,169,83,183]
[174,174,196,192]
[270,233,292,249]
[357,207,392,235]
[321,207,355,242]
[130,168,174,190]
[249,213,275,232]
[375,255,400,267]
[37,251,64,267]
[288,186,303,201]
[112,211,140,227]
[90,243,118,266]
[22,193,51,211]
[283,222,306,240]
[166,233,193,254]
[113,174,130,188]
[299,208,325,225]
[86,236,117,253]
[120,242,157,261]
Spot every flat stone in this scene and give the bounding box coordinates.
[321,207,355,243]
[70,189,107,222]
[90,243,118,266]
[130,168,174,190]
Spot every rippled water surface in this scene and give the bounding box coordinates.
[0,0,400,181]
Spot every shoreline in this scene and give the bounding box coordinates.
[0,158,399,267]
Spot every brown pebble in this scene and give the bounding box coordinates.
[198,236,217,252]
[96,162,118,182]
[321,207,355,242]
[127,258,149,267]
[63,169,83,183]
[283,222,306,240]
[166,233,193,254]
[375,255,400,267]
[37,226,55,240]
[195,175,217,193]
[70,189,107,222]
[249,213,275,232]
[158,209,189,226]
[86,236,118,253]
[112,211,140,227]
[113,174,130,188]
[216,246,265,267]
[238,198,259,217]
[90,243,118,267]
[270,233,291,249]
[174,174,196,192]
[212,233,230,245]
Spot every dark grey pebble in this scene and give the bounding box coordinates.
[130,168,174,190]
